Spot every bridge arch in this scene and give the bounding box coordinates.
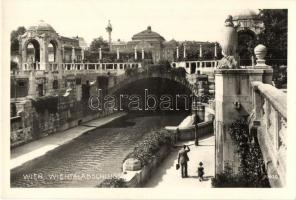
[108,71,196,96]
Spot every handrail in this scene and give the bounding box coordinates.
[252,81,287,119]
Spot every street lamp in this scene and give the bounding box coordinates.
[190,76,199,146]
[194,95,199,146]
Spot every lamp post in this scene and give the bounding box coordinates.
[194,95,199,146]
[191,75,199,146]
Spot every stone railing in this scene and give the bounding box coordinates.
[171,60,218,74]
[251,81,287,187]
[20,62,142,75]
[62,62,142,71]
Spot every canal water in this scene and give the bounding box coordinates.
[11,113,188,187]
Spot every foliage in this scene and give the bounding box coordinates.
[197,94,211,103]
[170,67,186,79]
[125,67,139,76]
[89,36,109,52]
[31,96,59,114]
[212,119,270,187]
[175,42,222,61]
[258,9,287,67]
[97,177,127,188]
[11,61,18,71]
[123,129,175,166]
[11,26,26,52]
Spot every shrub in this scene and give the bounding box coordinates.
[97,177,127,188]
[123,129,175,166]
[31,96,59,114]
[125,67,139,76]
[212,119,270,187]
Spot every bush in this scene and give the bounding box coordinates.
[212,119,270,187]
[97,177,127,188]
[125,67,139,76]
[170,67,187,79]
[31,96,59,114]
[123,129,175,166]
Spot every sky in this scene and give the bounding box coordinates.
[3,0,260,45]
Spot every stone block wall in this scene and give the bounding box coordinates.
[10,72,118,148]
[214,69,273,174]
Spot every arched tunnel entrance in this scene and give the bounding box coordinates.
[112,77,193,114]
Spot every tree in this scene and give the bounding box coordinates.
[89,36,109,52]
[11,26,26,53]
[258,9,287,67]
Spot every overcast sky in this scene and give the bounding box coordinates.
[3,0,260,45]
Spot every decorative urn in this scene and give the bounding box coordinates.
[254,44,267,60]
[219,15,238,57]
[254,44,268,68]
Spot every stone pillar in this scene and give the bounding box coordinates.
[183,45,186,59]
[214,43,217,58]
[176,46,179,60]
[81,48,84,61]
[28,72,36,97]
[214,69,273,175]
[71,46,75,63]
[199,44,203,58]
[116,48,120,60]
[39,39,48,70]
[134,47,137,60]
[99,48,102,60]
[142,49,144,59]
[62,45,65,62]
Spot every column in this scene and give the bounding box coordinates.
[199,44,203,58]
[62,45,65,62]
[71,46,75,63]
[142,49,144,59]
[176,46,179,60]
[183,45,186,59]
[99,48,102,60]
[81,48,84,61]
[134,47,137,60]
[214,43,217,58]
[117,48,120,60]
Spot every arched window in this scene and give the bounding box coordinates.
[26,39,40,63]
[48,40,58,62]
[238,30,256,66]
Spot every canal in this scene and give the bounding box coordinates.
[11,113,188,187]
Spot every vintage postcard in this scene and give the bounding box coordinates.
[1,0,296,199]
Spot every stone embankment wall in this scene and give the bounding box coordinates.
[10,74,117,148]
[121,145,170,187]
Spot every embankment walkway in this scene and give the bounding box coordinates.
[145,135,215,188]
[10,112,127,170]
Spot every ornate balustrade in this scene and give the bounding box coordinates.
[171,60,218,74]
[251,81,287,187]
[20,62,142,75]
[62,62,141,71]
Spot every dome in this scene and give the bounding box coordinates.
[28,20,56,32]
[232,9,259,20]
[164,39,178,46]
[132,26,165,41]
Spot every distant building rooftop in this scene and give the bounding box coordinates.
[132,26,165,41]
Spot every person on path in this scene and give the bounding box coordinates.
[197,162,205,181]
[178,145,190,178]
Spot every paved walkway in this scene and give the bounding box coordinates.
[145,135,215,188]
[10,112,127,170]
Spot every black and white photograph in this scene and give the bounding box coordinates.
[1,0,295,199]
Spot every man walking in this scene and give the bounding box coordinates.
[178,145,190,178]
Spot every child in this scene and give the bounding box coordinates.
[197,162,204,181]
